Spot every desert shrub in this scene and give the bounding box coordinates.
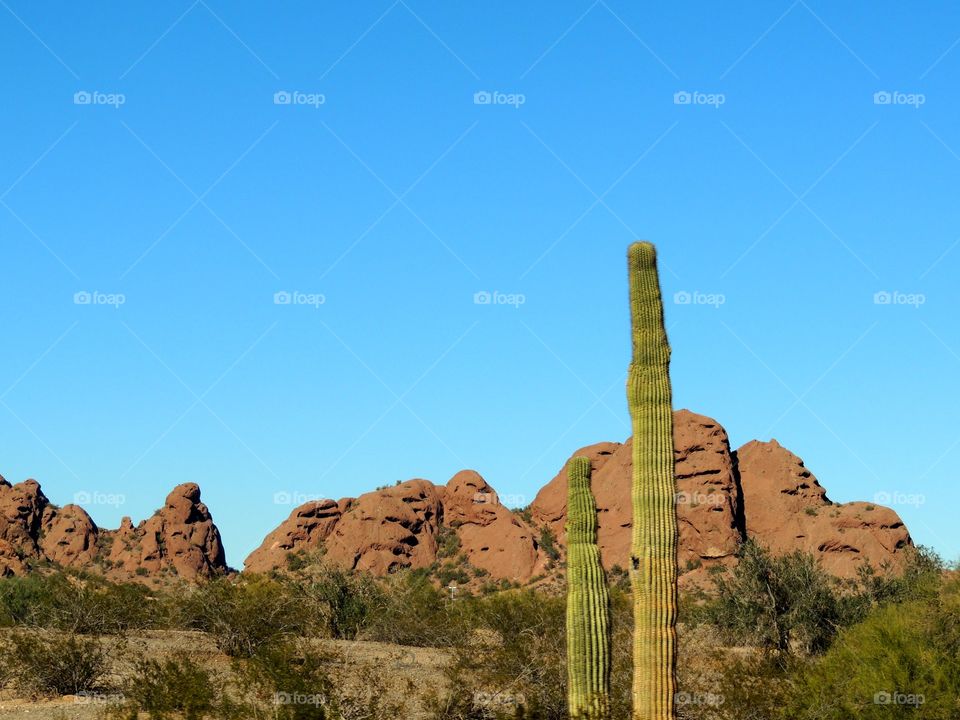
[425,587,637,720]
[365,571,459,647]
[0,629,109,697]
[852,545,945,608]
[235,639,408,720]
[120,654,219,720]
[702,541,848,655]
[302,569,383,640]
[0,572,157,633]
[236,641,334,719]
[184,576,306,657]
[784,576,960,719]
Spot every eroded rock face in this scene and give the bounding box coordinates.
[443,470,544,580]
[736,439,912,577]
[40,504,98,567]
[528,410,743,587]
[103,483,226,580]
[244,499,342,574]
[323,480,444,574]
[0,476,227,582]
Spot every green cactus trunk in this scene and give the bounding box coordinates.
[626,242,677,720]
[566,456,611,720]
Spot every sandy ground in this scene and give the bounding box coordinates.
[0,631,450,719]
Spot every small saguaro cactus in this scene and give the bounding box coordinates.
[626,242,677,720]
[565,455,611,720]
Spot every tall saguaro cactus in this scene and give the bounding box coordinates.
[565,456,611,720]
[626,242,677,720]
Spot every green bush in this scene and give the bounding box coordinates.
[303,569,383,640]
[0,629,109,697]
[0,572,156,633]
[364,572,458,647]
[785,576,960,719]
[183,576,306,657]
[702,541,850,655]
[122,654,219,720]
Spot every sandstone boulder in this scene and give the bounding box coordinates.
[736,439,911,577]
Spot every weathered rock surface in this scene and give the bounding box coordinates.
[528,410,743,587]
[736,439,911,578]
[102,483,227,580]
[247,409,912,587]
[0,477,227,581]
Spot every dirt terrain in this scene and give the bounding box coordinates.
[0,630,449,719]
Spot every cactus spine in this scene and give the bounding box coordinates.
[627,242,677,720]
[566,455,611,720]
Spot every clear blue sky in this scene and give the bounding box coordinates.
[1,1,958,568]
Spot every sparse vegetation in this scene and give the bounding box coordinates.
[0,546,952,718]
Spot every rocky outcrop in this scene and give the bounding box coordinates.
[244,498,343,574]
[442,470,544,580]
[0,477,227,582]
[324,480,444,574]
[247,409,912,587]
[102,483,227,580]
[528,410,743,587]
[247,473,549,581]
[736,439,911,578]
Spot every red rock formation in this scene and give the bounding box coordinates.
[529,410,743,587]
[323,480,443,574]
[736,439,911,578]
[442,470,544,579]
[102,483,226,580]
[244,499,342,573]
[0,476,227,582]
